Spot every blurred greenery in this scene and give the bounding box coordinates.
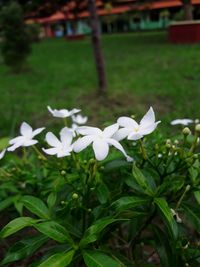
[0,30,199,136]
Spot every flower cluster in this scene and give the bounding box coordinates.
[0,106,161,162]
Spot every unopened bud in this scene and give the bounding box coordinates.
[131,114,136,119]
[166,143,171,149]
[60,170,66,176]
[88,208,92,212]
[174,139,179,145]
[195,119,199,124]
[185,263,189,267]
[186,185,191,192]
[182,127,191,135]
[166,139,171,144]
[72,193,79,199]
[89,158,96,164]
[195,124,200,132]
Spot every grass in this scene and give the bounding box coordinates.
[0,30,200,136]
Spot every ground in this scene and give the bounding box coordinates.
[0,31,199,136]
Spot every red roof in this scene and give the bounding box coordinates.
[36,0,200,24]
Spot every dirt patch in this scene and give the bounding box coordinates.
[78,91,173,126]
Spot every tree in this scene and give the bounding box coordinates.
[88,0,107,95]
[0,2,31,72]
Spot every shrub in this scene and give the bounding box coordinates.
[0,2,31,72]
[0,107,199,267]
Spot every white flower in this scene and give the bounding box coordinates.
[171,119,193,126]
[43,127,73,158]
[72,114,88,125]
[7,122,45,151]
[73,124,133,161]
[114,107,160,141]
[0,149,6,160]
[47,106,80,118]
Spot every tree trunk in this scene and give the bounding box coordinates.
[183,0,193,20]
[88,0,107,95]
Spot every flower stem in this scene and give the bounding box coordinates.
[63,118,68,127]
[22,147,28,164]
[32,145,47,161]
[176,185,190,209]
[139,139,148,160]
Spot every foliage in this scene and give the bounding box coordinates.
[0,2,31,72]
[0,108,200,267]
[26,23,41,43]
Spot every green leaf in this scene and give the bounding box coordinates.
[112,196,149,212]
[132,164,154,196]
[21,196,50,219]
[104,159,131,172]
[1,234,48,265]
[154,198,178,239]
[83,250,121,267]
[47,192,57,209]
[80,217,125,247]
[0,217,37,238]
[0,137,9,150]
[96,182,110,204]
[182,203,200,234]
[152,225,174,267]
[194,191,200,205]
[38,250,75,267]
[34,221,74,245]
[0,195,19,212]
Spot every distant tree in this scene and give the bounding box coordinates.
[0,2,31,72]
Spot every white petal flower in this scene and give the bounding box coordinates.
[47,106,80,118]
[73,124,133,161]
[0,149,6,160]
[114,107,160,141]
[43,127,73,158]
[7,122,45,151]
[171,119,193,126]
[72,114,88,125]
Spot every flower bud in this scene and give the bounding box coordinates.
[60,170,66,176]
[72,193,79,199]
[195,124,200,133]
[166,143,171,149]
[185,263,189,267]
[186,185,191,192]
[195,119,199,124]
[182,127,191,135]
[174,139,179,145]
[88,208,92,212]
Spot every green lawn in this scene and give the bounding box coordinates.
[0,31,200,136]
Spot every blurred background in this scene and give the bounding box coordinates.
[0,0,199,136]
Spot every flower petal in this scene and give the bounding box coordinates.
[9,136,24,145]
[140,121,160,135]
[140,107,155,127]
[60,127,73,146]
[107,138,133,162]
[127,132,143,140]
[45,132,61,147]
[171,119,193,126]
[77,126,102,136]
[103,123,119,138]
[23,140,38,147]
[32,127,45,137]
[42,147,58,155]
[73,135,95,153]
[92,139,109,161]
[117,117,138,129]
[20,122,33,138]
[7,142,22,151]
[112,128,132,141]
